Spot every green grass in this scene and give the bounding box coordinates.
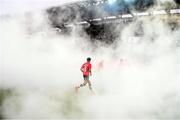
[0,89,14,119]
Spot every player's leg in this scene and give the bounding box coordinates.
[86,76,94,93]
[79,75,88,87]
[75,75,88,92]
[84,76,91,90]
[87,79,92,91]
[80,80,88,87]
[87,80,94,94]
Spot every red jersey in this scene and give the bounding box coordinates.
[81,62,92,76]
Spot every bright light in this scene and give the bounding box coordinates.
[76,21,88,25]
[108,0,116,4]
[106,16,117,19]
[66,24,74,27]
[170,9,180,14]
[92,18,102,21]
[152,10,167,15]
[121,14,133,18]
[124,0,135,3]
[133,12,149,16]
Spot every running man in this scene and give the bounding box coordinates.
[75,57,93,93]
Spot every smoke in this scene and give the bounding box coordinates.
[1,0,180,119]
[0,0,80,15]
[0,11,90,118]
[87,17,180,118]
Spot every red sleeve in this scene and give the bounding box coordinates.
[89,64,92,70]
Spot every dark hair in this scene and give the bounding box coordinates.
[87,57,91,61]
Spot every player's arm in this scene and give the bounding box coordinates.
[89,65,92,76]
[80,65,84,72]
[89,70,92,76]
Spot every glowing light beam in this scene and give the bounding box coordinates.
[108,0,116,4]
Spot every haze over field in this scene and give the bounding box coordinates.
[0,0,180,119]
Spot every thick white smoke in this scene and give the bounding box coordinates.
[1,0,80,15]
[85,17,180,118]
[1,0,180,119]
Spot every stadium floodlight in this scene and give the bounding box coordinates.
[106,16,117,19]
[66,24,74,27]
[76,21,89,25]
[151,10,167,15]
[95,1,101,5]
[133,12,149,16]
[124,0,135,4]
[95,0,106,5]
[108,0,116,4]
[92,18,102,21]
[121,14,133,18]
[170,9,180,14]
